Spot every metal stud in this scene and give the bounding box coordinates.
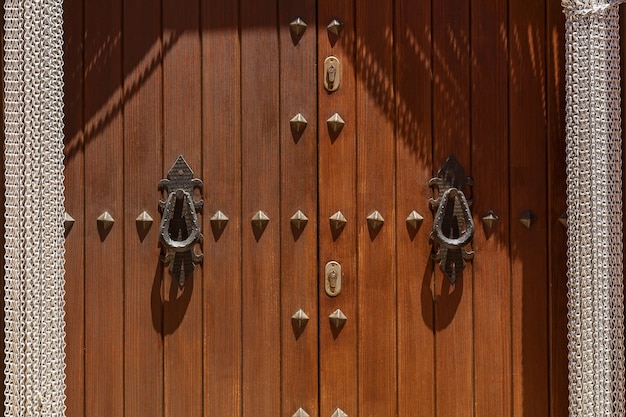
[292,408,310,417]
[290,210,309,230]
[327,19,344,36]
[366,210,384,231]
[135,211,153,230]
[211,210,229,231]
[559,212,568,227]
[405,210,424,230]
[252,210,270,231]
[291,309,310,329]
[331,408,348,417]
[482,210,498,230]
[326,113,345,133]
[329,309,347,328]
[519,211,537,229]
[329,211,347,230]
[97,211,115,230]
[290,113,308,134]
[289,17,307,39]
[64,212,75,234]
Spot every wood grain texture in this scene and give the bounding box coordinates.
[279,1,319,416]
[162,1,203,416]
[471,1,512,416]
[123,0,163,415]
[62,0,85,415]
[202,2,242,416]
[355,1,397,416]
[83,0,124,416]
[432,0,473,416]
[509,0,550,415]
[240,1,281,415]
[395,0,435,416]
[317,1,358,416]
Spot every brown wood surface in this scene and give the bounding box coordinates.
[356,1,397,416]
[162,1,203,416]
[83,1,124,416]
[240,1,281,415]
[471,1,512,416]
[279,1,319,416]
[123,0,163,415]
[62,0,85,415]
[202,2,242,416]
[318,1,358,416]
[395,0,435,416]
[432,0,473,416]
[509,0,550,415]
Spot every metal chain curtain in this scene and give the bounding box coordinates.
[563,0,626,415]
[3,0,67,416]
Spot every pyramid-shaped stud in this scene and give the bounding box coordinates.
[64,212,76,233]
[252,210,270,231]
[290,113,308,133]
[289,17,307,39]
[97,211,115,230]
[519,211,537,229]
[292,408,310,417]
[327,113,345,133]
[482,210,498,230]
[290,210,309,230]
[329,309,347,328]
[331,408,348,417]
[327,19,344,36]
[405,210,424,230]
[329,211,347,230]
[135,211,153,230]
[559,212,568,227]
[211,210,229,231]
[366,210,384,231]
[291,309,310,329]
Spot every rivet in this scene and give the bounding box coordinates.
[135,211,153,230]
[64,212,75,234]
[290,210,309,230]
[97,211,115,230]
[252,210,270,231]
[519,211,536,229]
[329,309,347,328]
[331,408,348,417]
[291,309,310,329]
[326,113,345,133]
[366,210,384,231]
[289,17,307,40]
[292,408,310,417]
[559,212,567,227]
[211,210,229,231]
[327,19,344,36]
[290,113,308,134]
[329,211,347,231]
[405,210,424,230]
[482,210,498,230]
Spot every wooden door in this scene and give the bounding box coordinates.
[61,0,568,416]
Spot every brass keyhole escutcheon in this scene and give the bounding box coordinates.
[324,56,341,92]
[325,261,342,297]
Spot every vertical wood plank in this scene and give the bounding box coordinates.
[509,0,550,415]
[62,0,85,415]
[240,1,281,416]
[279,2,319,417]
[202,2,242,416]
[123,0,163,415]
[318,1,358,417]
[547,1,568,415]
[431,1,473,416]
[162,1,203,416]
[355,1,397,416]
[471,1,512,417]
[395,0,436,416]
[83,0,124,415]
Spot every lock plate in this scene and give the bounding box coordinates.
[324,56,341,92]
[325,261,342,297]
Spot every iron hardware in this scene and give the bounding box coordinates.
[289,17,307,43]
[158,156,203,286]
[429,155,474,284]
[406,210,424,231]
[292,408,311,417]
[519,210,536,229]
[329,309,347,328]
[327,19,344,37]
[64,212,75,235]
[324,56,341,92]
[331,408,348,417]
[291,309,310,329]
[326,113,345,135]
[325,261,342,297]
[482,210,498,230]
[559,212,568,227]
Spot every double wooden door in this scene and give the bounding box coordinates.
[61,0,568,416]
